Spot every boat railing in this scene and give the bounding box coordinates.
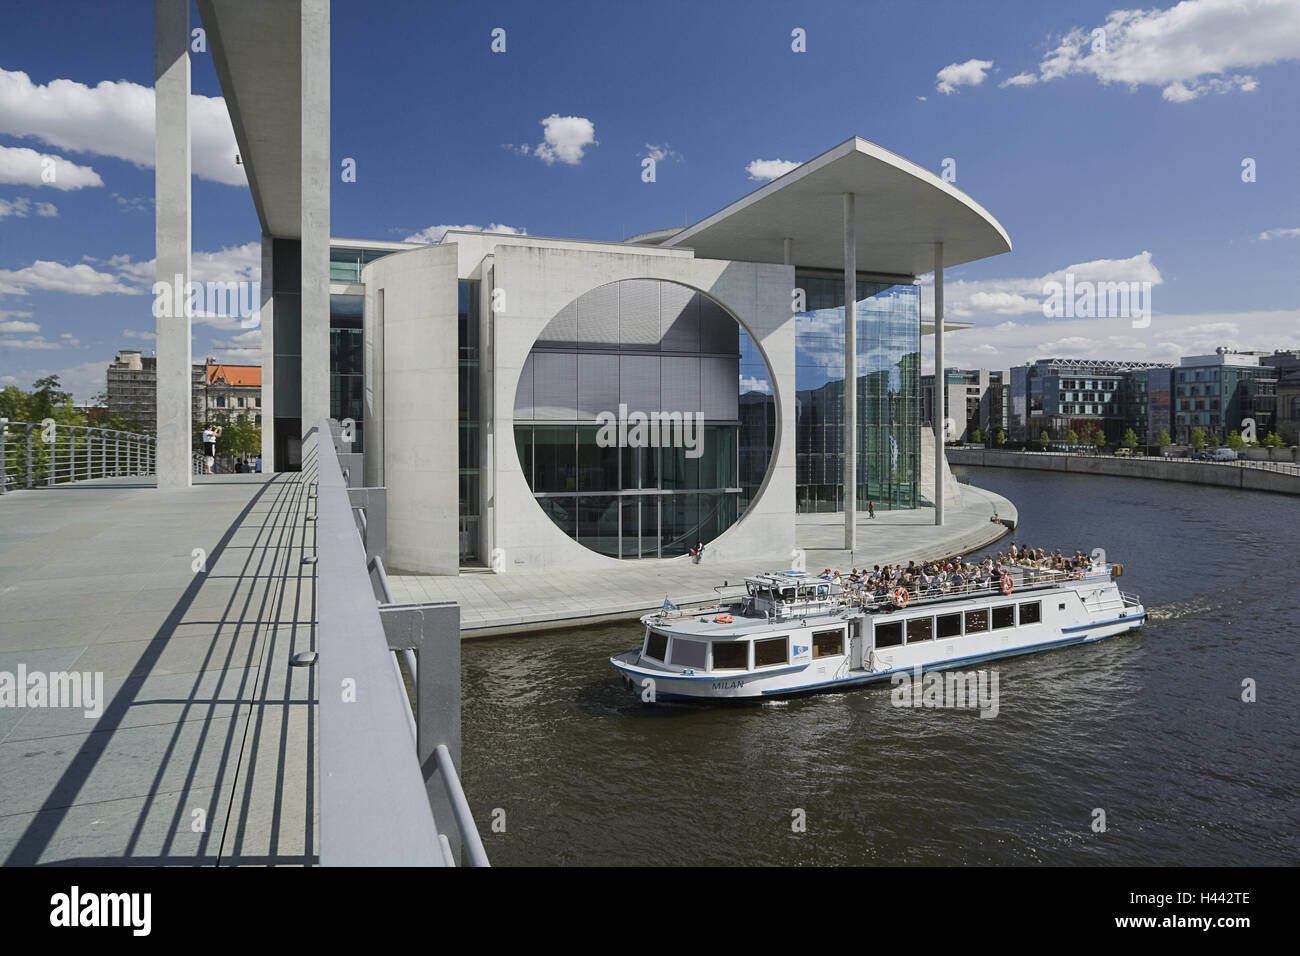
[841,565,1105,611]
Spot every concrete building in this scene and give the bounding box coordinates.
[1174,348,1278,444]
[106,350,158,433]
[329,138,1012,575]
[192,358,263,428]
[922,368,1007,443]
[1009,358,1174,444]
[157,7,1012,575]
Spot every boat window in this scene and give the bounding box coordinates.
[670,638,707,669]
[964,609,989,634]
[644,630,668,662]
[936,613,962,639]
[781,588,795,603]
[992,605,1016,629]
[906,617,933,643]
[1019,601,1041,625]
[812,628,844,658]
[754,636,788,667]
[713,641,749,670]
[875,621,903,648]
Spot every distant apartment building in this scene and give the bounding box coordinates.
[106,350,158,433]
[1174,349,1277,444]
[1008,358,1174,444]
[1275,372,1300,444]
[922,368,1006,442]
[192,358,263,427]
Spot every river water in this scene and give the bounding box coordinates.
[461,469,1300,865]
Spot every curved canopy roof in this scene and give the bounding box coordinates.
[662,137,1011,277]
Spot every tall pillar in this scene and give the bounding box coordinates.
[843,193,857,551]
[783,237,793,266]
[154,0,191,489]
[300,0,331,437]
[934,241,945,526]
[259,234,275,471]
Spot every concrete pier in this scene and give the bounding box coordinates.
[388,484,1016,637]
[946,448,1300,496]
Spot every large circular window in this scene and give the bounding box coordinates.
[513,279,775,558]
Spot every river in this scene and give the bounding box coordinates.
[461,469,1300,865]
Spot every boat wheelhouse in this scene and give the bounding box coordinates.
[610,565,1144,702]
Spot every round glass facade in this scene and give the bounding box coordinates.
[514,279,775,558]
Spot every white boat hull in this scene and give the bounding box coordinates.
[611,574,1145,703]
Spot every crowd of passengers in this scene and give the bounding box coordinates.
[815,544,1097,602]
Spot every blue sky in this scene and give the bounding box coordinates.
[1,0,1298,399]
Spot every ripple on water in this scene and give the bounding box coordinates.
[461,472,1300,865]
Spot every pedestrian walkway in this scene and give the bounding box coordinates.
[388,485,1016,636]
[0,472,317,865]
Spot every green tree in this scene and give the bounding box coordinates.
[1190,426,1206,451]
[1121,428,1139,449]
[1039,429,1051,449]
[970,427,982,444]
[1262,431,1285,448]
[1092,429,1106,448]
[1067,429,1079,445]
[994,428,1005,447]
[1154,428,1172,449]
[216,420,261,458]
[1225,430,1246,450]
[1206,431,1220,448]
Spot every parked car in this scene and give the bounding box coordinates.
[1211,447,1238,461]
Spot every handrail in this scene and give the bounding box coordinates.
[320,419,488,867]
[315,420,447,866]
[0,420,156,492]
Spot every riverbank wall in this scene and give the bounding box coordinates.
[947,448,1300,496]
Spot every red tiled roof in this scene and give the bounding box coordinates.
[206,364,261,387]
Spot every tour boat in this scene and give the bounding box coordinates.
[610,564,1145,702]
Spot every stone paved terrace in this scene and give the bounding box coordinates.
[0,472,317,865]
[388,484,1017,637]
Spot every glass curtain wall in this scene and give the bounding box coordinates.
[794,273,920,512]
[515,279,773,558]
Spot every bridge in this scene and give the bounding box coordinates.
[0,420,485,866]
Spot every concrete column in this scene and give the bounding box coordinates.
[154,0,191,489]
[934,241,945,526]
[843,193,856,551]
[783,237,793,266]
[259,234,275,472]
[299,0,331,436]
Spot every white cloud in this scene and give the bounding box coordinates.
[936,58,994,94]
[1259,226,1300,240]
[112,193,153,213]
[746,158,802,182]
[0,335,61,350]
[920,250,1164,320]
[0,259,138,296]
[0,319,39,333]
[643,143,681,163]
[1030,0,1300,101]
[403,223,527,244]
[739,374,772,394]
[999,72,1038,88]
[0,196,55,220]
[0,144,103,190]
[0,68,245,185]
[122,328,156,340]
[916,95,928,102]
[526,114,598,165]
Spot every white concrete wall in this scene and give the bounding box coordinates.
[488,242,796,573]
[361,244,459,573]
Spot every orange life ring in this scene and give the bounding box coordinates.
[893,587,909,607]
[714,615,734,624]
[1000,574,1014,594]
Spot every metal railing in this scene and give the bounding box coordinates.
[952,447,1300,474]
[315,418,488,867]
[0,420,155,494]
